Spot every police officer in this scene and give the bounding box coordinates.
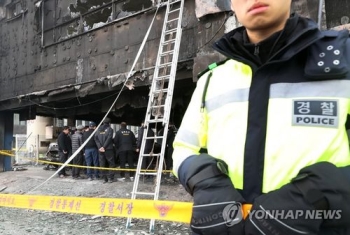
[94,117,115,183]
[57,126,72,178]
[157,122,177,172]
[172,0,350,234]
[136,122,155,170]
[114,122,136,181]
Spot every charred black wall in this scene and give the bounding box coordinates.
[0,0,220,126]
[325,0,350,28]
[0,0,200,113]
[292,0,321,23]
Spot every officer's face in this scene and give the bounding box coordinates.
[231,0,291,34]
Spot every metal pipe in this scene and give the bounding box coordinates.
[317,0,323,29]
[41,1,44,47]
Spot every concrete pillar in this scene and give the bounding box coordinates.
[27,116,54,156]
[0,112,14,171]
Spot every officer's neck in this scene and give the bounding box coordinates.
[245,16,289,44]
[247,27,281,44]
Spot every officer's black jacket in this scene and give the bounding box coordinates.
[94,124,114,150]
[194,14,350,201]
[57,132,72,153]
[114,127,136,152]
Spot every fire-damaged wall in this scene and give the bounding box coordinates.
[325,0,350,28]
[0,0,348,125]
[0,0,168,101]
[0,0,209,125]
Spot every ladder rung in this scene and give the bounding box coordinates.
[144,136,159,140]
[139,172,158,176]
[141,153,160,157]
[155,75,171,80]
[147,119,165,124]
[157,62,172,68]
[164,28,177,34]
[162,38,176,45]
[169,0,181,4]
[154,135,165,138]
[135,192,156,196]
[160,51,174,57]
[169,8,180,14]
[153,89,169,94]
[152,104,165,108]
[166,18,179,23]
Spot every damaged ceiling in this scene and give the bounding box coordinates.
[42,0,154,42]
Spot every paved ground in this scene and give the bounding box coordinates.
[0,164,192,235]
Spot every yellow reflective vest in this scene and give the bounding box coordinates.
[173,59,350,198]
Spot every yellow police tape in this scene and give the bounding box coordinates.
[0,150,14,153]
[38,160,172,172]
[0,193,192,223]
[0,193,252,222]
[1,150,172,172]
[0,150,15,157]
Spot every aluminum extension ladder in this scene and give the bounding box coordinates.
[126,0,184,232]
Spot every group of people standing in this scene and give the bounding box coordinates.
[56,117,176,184]
[56,121,99,180]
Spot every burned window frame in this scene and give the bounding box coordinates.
[41,0,155,47]
[5,0,27,22]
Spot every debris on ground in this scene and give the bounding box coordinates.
[0,165,192,235]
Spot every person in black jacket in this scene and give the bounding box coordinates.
[71,125,84,179]
[94,117,115,183]
[82,121,99,181]
[114,122,136,181]
[57,126,72,178]
[157,122,177,172]
[136,122,155,170]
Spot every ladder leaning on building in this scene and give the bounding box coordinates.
[126,0,185,232]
